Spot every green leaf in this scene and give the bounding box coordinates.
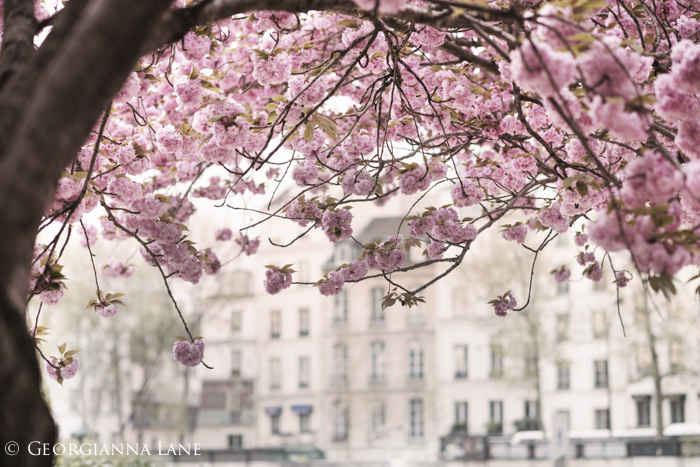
[175,336,189,341]
[58,343,67,354]
[304,123,316,142]
[576,180,589,197]
[336,19,359,28]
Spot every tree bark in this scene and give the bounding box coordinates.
[0,1,173,464]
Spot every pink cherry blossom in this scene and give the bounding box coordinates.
[264,267,293,295]
[46,356,80,381]
[173,339,205,367]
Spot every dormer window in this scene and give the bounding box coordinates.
[334,242,351,265]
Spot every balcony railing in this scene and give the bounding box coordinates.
[197,409,254,427]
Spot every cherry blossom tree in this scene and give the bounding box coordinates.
[3,0,700,464]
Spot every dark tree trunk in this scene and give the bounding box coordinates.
[0,1,173,464]
[0,293,56,467]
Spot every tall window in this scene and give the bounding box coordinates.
[333,290,347,325]
[299,413,311,433]
[271,413,281,434]
[523,348,536,378]
[228,434,242,448]
[636,345,652,377]
[491,344,503,378]
[594,360,608,388]
[270,358,281,390]
[635,396,651,427]
[334,243,351,265]
[299,308,310,337]
[231,270,251,296]
[524,400,538,424]
[592,311,607,338]
[231,310,242,333]
[556,281,569,295]
[333,344,347,384]
[670,339,684,372]
[231,350,242,377]
[299,357,310,389]
[595,409,610,429]
[409,399,423,439]
[556,314,569,341]
[370,287,385,323]
[371,401,385,437]
[370,341,385,383]
[489,401,503,434]
[452,288,468,316]
[270,310,281,339]
[454,402,468,433]
[670,395,685,423]
[409,342,424,380]
[454,345,468,379]
[557,361,570,390]
[333,401,348,441]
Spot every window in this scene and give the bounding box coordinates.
[299,357,310,389]
[635,396,651,427]
[335,243,351,265]
[202,389,226,409]
[333,344,347,384]
[491,344,503,378]
[371,401,385,437]
[300,413,311,433]
[370,287,385,323]
[453,402,468,433]
[270,310,281,339]
[452,288,468,316]
[70,390,81,412]
[409,342,424,380]
[453,345,468,379]
[594,360,608,389]
[636,345,652,377]
[231,310,242,333]
[227,434,242,449]
[670,395,685,423]
[409,399,424,439]
[406,286,424,324]
[489,401,503,434]
[333,401,348,441]
[370,341,385,383]
[333,290,347,325]
[524,400,538,424]
[557,361,570,390]
[556,314,569,341]
[270,358,281,390]
[592,311,607,338]
[670,339,684,372]
[231,350,242,377]
[595,409,610,430]
[271,414,281,434]
[299,308,310,337]
[297,260,310,282]
[523,348,536,378]
[556,281,569,295]
[230,270,251,296]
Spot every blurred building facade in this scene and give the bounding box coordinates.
[48,196,700,463]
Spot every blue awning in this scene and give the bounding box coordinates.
[291,405,313,415]
[265,406,282,416]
